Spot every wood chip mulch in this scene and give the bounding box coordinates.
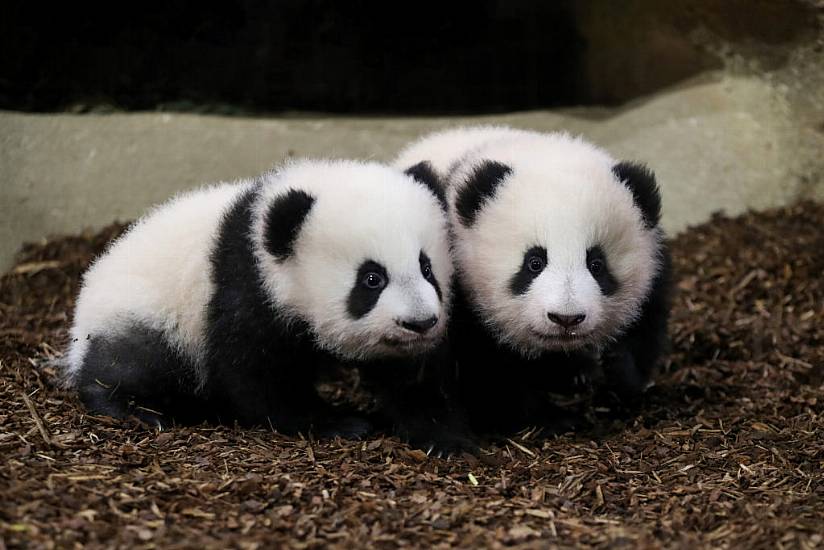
[1,202,822,549]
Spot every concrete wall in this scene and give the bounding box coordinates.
[2,72,823,271]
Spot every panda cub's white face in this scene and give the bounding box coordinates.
[252,160,452,361]
[450,151,662,359]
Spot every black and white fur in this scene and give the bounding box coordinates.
[395,126,672,432]
[66,159,474,451]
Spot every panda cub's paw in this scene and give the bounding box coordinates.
[403,424,480,458]
[129,407,171,431]
[314,414,375,440]
[524,402,590,437]
[602,348,649,400]
[79,380,171,430]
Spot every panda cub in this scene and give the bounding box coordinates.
[66,159,473,451]
[395,126,672,432]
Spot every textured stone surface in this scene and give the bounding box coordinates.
[2,73,823,270]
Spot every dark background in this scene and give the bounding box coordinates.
[0,0,817,114]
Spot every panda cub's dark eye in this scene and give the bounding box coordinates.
[362,272,386,290]
[588,258,604,275]
[419,252,435,281]
[527,255,545,273]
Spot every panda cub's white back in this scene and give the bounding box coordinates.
[67,182,250,388]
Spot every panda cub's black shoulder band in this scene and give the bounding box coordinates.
[263,188,316,260]
[404,161,447,212]
[456,160,512,227]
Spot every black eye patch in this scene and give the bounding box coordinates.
[586,246,618,295]
[419,251,442,301]
[509,246,547,296]
[347,260,389,319]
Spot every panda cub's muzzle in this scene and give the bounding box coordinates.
[546,312,586,329]
[398,315,439,334]
[382,314,440,347]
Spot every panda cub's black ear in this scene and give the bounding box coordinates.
[263,188,316,261]
[455,160,512,227]
[404,161,447,212]
[612,161,662,229]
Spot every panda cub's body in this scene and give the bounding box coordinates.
[67,160,473,450]
[395,126,672,432]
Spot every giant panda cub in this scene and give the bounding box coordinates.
[66,159,474,452]
[395,126,672,433]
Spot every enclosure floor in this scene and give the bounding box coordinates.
[1,202,822,548]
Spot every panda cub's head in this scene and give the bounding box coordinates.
[252,160,451,360]
[448,133,664,358]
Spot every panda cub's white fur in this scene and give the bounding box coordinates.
[65,159,457,440]
[395,126,665,358]
[67,182,249,389]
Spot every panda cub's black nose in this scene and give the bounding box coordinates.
[399,316,438,334]
[547,312,586,328]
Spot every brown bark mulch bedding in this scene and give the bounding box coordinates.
[1,202,822,549]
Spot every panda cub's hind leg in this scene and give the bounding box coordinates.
[75,324,203,428]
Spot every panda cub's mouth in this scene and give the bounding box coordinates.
[380,334,438,351]
[530,329,590,345]
[382,335,433,346]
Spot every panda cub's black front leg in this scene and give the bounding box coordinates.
[206,361,373,439]
[601,346,648,399]
[390,392,477,457]
[600,324,665,401]
[359,357,478,456]
[601,252,672,401]
[310,403,376,440]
